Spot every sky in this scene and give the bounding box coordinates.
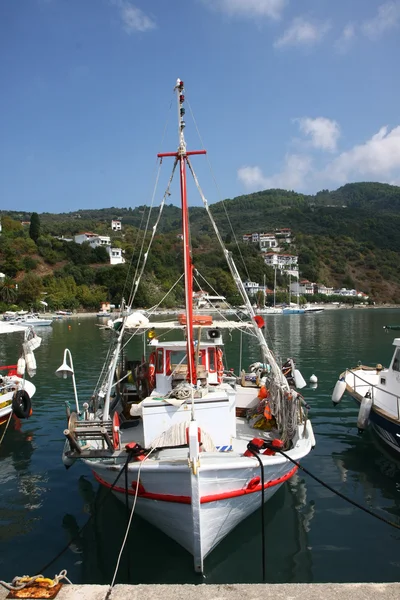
[1,0,400,213]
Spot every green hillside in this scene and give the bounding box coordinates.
[1,182,400,310]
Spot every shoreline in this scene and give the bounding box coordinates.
[39,303,400,319]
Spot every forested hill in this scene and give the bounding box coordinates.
[2,181,400,308]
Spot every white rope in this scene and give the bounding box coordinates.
[128,160,178,309]
[109,448,156,588]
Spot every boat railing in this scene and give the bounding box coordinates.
[346,369,400,421]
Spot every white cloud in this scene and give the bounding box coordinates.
[326,126,400,184]
[274,17,331,48]
[201,0,287,20]
[334,23,355,53]
[238,124,400,192]
[296,117,341,152]
[362,1,400,39]
[113,1,156,33]
[238,154,313,191]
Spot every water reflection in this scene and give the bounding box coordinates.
[59,471,314,585]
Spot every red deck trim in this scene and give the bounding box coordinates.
[92,465,298,504]
[200,465,298,503]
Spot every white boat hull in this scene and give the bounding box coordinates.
[88,436,309,571]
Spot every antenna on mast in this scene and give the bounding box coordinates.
[175,78,187,154]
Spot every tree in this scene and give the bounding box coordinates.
[29,212,41,243]
[0,276,18,304]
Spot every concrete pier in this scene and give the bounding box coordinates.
[1,583,400,600]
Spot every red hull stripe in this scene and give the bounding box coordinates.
[92,465,298,504]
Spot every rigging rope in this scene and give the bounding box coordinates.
[186,98,251,281]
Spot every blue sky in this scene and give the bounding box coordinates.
[1,0,400,213]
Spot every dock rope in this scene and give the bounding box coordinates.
[35,450,136,578]
[248,440,400,532]
[0,410,13,447]
[0,569,72,591]
[106,448,156,599]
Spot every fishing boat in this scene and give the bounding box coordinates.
[0,322,41,427]
[56,78,315,573]
[332,337,400,454]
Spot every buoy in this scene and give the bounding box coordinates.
[357,391,373,432]
[68,325,71,330]
[17,357,26,376]
[332,377,346,404]
[294,369,307,389]
[309,374,318,383]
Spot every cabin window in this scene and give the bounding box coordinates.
[156,348,164,374]
[393,349,400,372]
[209,348,216,372]
[166,350,187,376]
[199,349,206,367]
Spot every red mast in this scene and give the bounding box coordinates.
[158,79,206,385]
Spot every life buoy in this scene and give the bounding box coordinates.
[12,389,32,419]
[216,347,224,383]
[148,352,156,390]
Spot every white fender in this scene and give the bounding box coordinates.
[332,378,346,404]
[17,357,26,376]
[357,392,373,431]
[294,369,307,389]
[25,350,37,377]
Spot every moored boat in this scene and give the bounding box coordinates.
[332,337,400,453]
[0,323,40,427]
[56,78,315,574]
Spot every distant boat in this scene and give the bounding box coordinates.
[7,313,53,327]
[383,325,400,331]
[282,304,305,315]
[304,305,325,314]
[332,336,400,454]
[97,311,111,318]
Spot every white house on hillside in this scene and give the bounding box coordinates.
[108,247,125,265]
[74,233,111,248]
[111,220,122,231]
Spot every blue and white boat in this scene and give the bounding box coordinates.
[332,337,400,454]
[282,303,305,315]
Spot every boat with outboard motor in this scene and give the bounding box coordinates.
[56,78,315,574]
[332,337,400,454]
[0,322,41,427]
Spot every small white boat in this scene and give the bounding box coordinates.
[57,78,315,574]
[332,337,400,454]
[304,305,325,314]
[0,323,41,426]
[7,313,53,327]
